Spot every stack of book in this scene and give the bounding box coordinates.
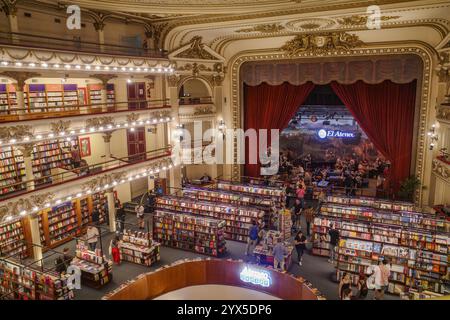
[120,229,160,266]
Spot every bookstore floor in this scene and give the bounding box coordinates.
[47,210,399,301]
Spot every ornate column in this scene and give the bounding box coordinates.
[105,188,116,233]
[94,21,105,52]
[29,215,43,265]
[2,0,19,42]
[102,132,113,164]
[19,143,35,191]
[90,74,117,111]
[144,23,166,51]
[1,71,41,114]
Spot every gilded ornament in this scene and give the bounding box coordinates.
[50,120,71,134]
[194,106,214,115]
[337,15,400,26]
[126,113,140,123]
[281,32,364,56]
[235,23,285,33]
[85,116,115,128]
[175,36,218,60]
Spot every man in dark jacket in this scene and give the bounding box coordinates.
[328,223,340,263]
[116,204,126,234]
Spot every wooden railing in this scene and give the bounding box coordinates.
[0,31,168,58]
[179,96,213,105]
[102,259,324,300]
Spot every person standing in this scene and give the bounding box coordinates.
[116,204,126,234]
[103,200,109,226]
[86,225,99,251]
[109,235,121,265]
[146,190,156,213]
[135,203,145,229]
[70,145,81,168]
[296,185,305,209]
[91,204,100,225]
[272,238,287,271]
[328,223,340,263]
[245,220,259,256]
[373,259,391,300]
[292,198,302,231]
[294,230,307,266]
[304,205,314,237]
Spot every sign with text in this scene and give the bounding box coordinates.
[240,267,271,287]
[318,129,356,139]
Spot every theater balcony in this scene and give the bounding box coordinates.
[0,146,173,211]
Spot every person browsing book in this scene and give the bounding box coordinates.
[245,220,259,256]
[373,259,391,300]
[328,223,340,263]
[272,238,288,271]
[86,226,99,251]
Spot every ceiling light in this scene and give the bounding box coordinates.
[89,127,95,132]
[121,67,126,71]
[104,66,110,71]
[15,62,23,67]
[9,138,16,143]
[66,196,72,201]
[48,133,54,138]
[65,64,71,69]
[76,193,82,197]
[80,129,86,134]
[150,68,155,72]
[85,65,91,70]
[54,64,60,68]
[113,67,118,71]
[41,63,48,68]
[1,61,9,66]
[75,65,81,69]
[95,66,101,70]
[36,135,42,139]
[19,210,27,216]
[55,199,62,205]
[29,63,36,67]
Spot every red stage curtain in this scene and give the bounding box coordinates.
[330,80,417,193]
[244,82,315,177]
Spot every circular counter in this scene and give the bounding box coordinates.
[103,259,325,300]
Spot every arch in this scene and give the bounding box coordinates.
[178,76,213,98]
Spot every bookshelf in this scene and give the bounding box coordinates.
[0,259,74,300]
[0,84,18,114]
[216,180,285,208]
[119,229,160,266]
[38,213,46,247]
[312,203,449,295]
[63,84,79,109]
[253,230,293,268]
[326,195,417,212]
[24,84,79,112]
[88,84,102,106]
[32,139,77,186]
[79,197,91,227]
[0,219,28,259]
[91,191,107,224]
[155,195,264,242]
[71,240,112,289]
[106,83,115,107]
[0,146,26,196]
[46,201,80,247]
[153,210,226,256]
[24,84,47,112]
[278,208,292,241]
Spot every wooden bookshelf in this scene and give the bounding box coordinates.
[153,210,226,256]
[88,84,102,106]
[155,195,264,242]
[0,84,18,114]
[0,218,29,259]
[312,202,449,295]
[0,146,26,196]
[106,83,115,108]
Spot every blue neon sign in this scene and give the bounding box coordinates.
[318,129,355,139]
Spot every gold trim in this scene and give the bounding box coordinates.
[229,45,433,206]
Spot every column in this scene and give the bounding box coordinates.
[20,144,35,191]
[29,216,43,265]
[105,189,116,233]
[102,132,112,164]
[94,22,106,52]
[169,166,182,191]
[2,1,19,43]
[1,71,41,114]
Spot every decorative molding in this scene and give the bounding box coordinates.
[229,45,433,206]
[437,95,450,122]
[81,172,127,192]
[0,71,42,87]
[126,113,140,123]
[0,192,55,221]
[281,32,364,56]
[89,74,118,86]
[337,15,401,26]
[178,63,212,75]
[85,116,115,128]
[18,143,34,157]
[432,158,450,183]
[0,125,33,141]
[174,36,219,60]
[167,74,181,87]
[50,120,71,134]
[235,23,285,33]
[194,106,214,115]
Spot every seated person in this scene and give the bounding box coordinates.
[200,173,212,183]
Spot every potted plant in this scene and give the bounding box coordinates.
[398,176,421,202]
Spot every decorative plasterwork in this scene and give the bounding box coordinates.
[437,95,450,123]
[193,106,214,115]
[50,120,71,134]
[85,116,115,128]
[81,172,127,192]
[432,158,450,183]
[337,15,401,26]
[126,113,140,123]
[235,23,285,33]
[89,74,118,86]
[281,32,364,56]
[170,36,225,62]
[178,62,212,75]
[285,18,336,32]
[0,71,41,87]
[0,125,33,141]
[229,45,433,206]
[0,192,55,221]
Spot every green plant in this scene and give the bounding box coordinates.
[398,176,421,201]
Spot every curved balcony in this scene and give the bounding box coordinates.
[0,146,172,202]
[0,99,171,123]
[178,96,213,105]
[0,32,167,58]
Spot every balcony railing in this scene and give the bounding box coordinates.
[178,96,213,105]
[0,146,172,202]
[0,99,171,123]
[0,32,168,58]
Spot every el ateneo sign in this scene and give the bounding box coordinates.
[317,129,356,139]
